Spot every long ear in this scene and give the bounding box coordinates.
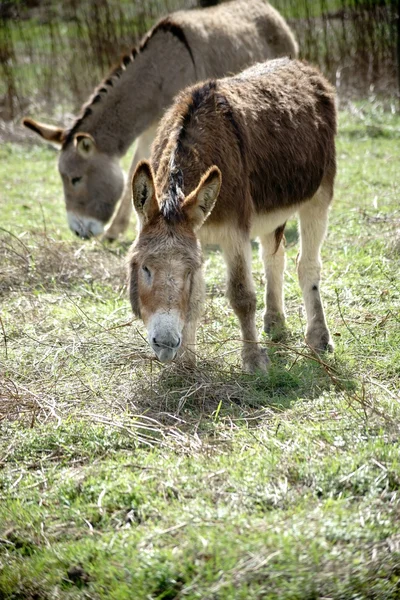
[183,166,222,230]
[131,160,159,222]
[22,118,64,145]
[74,133,96,158]
[128,259,141,318]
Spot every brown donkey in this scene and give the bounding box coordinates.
[128,58,336,372]
[22,0,297,240]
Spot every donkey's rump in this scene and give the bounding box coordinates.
[223,59,337,214]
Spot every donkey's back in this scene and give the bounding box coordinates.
[173,0,298,79]
[223,59,337,215]
[153,58,336,234]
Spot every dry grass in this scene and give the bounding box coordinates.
[1,226,399,452]
[0,226,126,294]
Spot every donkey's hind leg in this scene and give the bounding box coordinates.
[222,235,269,373]
[297,183,333,352]
[259,230,286,338]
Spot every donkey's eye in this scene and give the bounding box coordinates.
[71,176,82,186]
[142,265,151,279]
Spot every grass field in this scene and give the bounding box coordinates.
[0,102,399,598]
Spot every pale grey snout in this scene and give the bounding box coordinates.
[147,312,183,363]
[151,333,181,363]
[67,212,104,239]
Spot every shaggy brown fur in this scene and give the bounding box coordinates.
[152,59,336,229]
[129,58,337,371]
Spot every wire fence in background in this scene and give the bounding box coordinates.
[279,0,398,103]
[0,0,398,121]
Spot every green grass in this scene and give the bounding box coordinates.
[0,102,399,598]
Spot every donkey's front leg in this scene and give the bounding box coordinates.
[178,321,197,367]
[223,238,269,372]
[177,270,205,368]
[104,166,134,241]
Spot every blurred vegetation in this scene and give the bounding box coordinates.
[0,0,398,121]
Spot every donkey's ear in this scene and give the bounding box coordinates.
[128,258,141,318]
[74,133,96,158]
[22,118,64,146]
[131,160,159,222]
[183,166,222,230]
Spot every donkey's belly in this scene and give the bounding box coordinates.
[250,206,298,239]
[198,205,298,247]
[198,222,239,247]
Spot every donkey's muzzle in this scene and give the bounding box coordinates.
[151,335,181,363]
[148,311,183,363]
[67,212,104,240]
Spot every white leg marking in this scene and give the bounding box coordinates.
[297,185,333,352]
[259,231,286,334]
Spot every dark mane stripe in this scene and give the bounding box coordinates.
[215,91,246,160]
[159,80,247,223]
[176,81,245,160]
[178,80,217,146]
[159,81,218,223]
[160,154,185,223]
[156,18,196,71]
[63,17,195,147]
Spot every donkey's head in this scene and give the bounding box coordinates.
[23,119,125,239]
[128,160,221,363]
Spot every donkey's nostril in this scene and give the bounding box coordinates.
[152,336,181,349]
[171,337,181,349]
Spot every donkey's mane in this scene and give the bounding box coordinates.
[159,80,217,224]
[159,79,246,224]
[63,17,195,147]
[160,155,185,224]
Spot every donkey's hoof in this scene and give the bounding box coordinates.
[103,220,129,241]
[177,349,197,370]
[243,348,270,373]
[102,229,120,242]
[306,329,334,354]
[263,312,286,341]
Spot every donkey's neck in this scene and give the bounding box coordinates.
[66,29,196,157]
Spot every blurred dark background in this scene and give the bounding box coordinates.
[0,0,398,121]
